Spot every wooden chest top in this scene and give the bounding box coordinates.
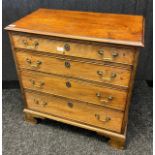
[5,8,144,47]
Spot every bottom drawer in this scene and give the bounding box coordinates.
[25,91,124,133]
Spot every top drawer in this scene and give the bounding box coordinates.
[12,33,135,65]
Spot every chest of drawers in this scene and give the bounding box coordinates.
[5,8,144,149]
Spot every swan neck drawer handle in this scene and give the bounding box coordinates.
[98,49,104,55]
[22,39,39,48]
[95,114,111,123]
[96,92,113,103]
[30,79,45,88]
[112,52,119,57]
[97,71,117,81]
[98,49,119,61]
[26,58,42,68]
[34,99,47,107]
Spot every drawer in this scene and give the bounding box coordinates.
[21,70,127,111]
[16,51,131,88]
[12,34,135,65]
[25,91,124,133]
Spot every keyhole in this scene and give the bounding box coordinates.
[67,102,73,108]
[64,44,70,51]
[66,81,71,88]
[64,61,71,68]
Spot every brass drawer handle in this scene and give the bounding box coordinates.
[97,71,117,81]
[95,114,111,123]
[22,39,39,48]
[26,58,42,68]
[34,99,47,107]
[64,61,71,68]
[112,52,119,57]
[30,79,45,88]
[103,57,113,61]
[98,49,104,55]
[96,92,113,103]
[23,40,28,46]
[97,70,104,76]
[98,49,119,61]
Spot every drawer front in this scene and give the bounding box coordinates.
[12,34,135,65]
[16,51,131,88]
[21,70,127,111]
[25,91,124,133]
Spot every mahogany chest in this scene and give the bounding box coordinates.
[5,8,144,149]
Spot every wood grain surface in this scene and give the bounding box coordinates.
[16,50,131,88]
[25,91,124,133]
[12,33,136,65]
[3,1,152,82]
[20,70,127,111]
[5,8,144,47]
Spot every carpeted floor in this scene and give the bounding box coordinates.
[3,81,152,155]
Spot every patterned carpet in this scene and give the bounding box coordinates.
[2,81,152,155]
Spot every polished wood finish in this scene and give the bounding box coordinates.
[12,33,136,65]
[24,108,126,148]
[25,91,123,133]
[5,9,144,149]
[16,50,131,88]
[121,50,140,132]
[5,8,144,47]
[7,33,28,108]
[21,70,127,111]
